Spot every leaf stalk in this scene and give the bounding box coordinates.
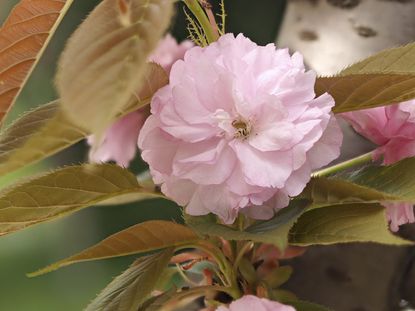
[312,151,374,178]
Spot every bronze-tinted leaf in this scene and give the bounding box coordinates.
[29,220,199,276]
[316,73,415,113]
[317,42,415,113]
[0,164,163,236]
[56,0,174,135]
[0,0,73,123]
[0,101,86,176]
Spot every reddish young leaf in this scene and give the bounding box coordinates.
[0,0,73,123]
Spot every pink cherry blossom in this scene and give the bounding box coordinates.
[87,111,146,167]
[149,34,194,74]
[341,100,415,165]
[341,101,415,231]
[216,295,296,311]
[382,201,415,232]
[88,34,193,167]
[138,33,342,223]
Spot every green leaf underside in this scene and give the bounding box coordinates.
[86,248,174,311]
[185,200,309,250]
[0,164,164,236]
[29,220,199,277]
[289,203,411,246]
[246,199,309,233]
[306,157,415,207]
[0,102,86,177]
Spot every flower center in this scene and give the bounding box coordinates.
[232,118,252,139]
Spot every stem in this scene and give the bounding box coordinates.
[204,5,220,37]
[312,151,374,178]
[181,241,242,298]
[183,0,219,44]
[175,264,201,287]
[233,242,253,273]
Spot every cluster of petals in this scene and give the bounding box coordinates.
[341,101,415,231]
[138,33,342,223]
[383,201,415,232]
[216,295,296,311]
[88,34,193,167]
[341,100,415,165]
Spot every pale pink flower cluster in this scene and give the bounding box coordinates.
[341,101,415,231]
[88,35,193,167]
[216,295,296,311]
[341,101,415,165]
[138,34,342,223]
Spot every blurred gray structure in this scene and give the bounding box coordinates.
[277,1,415,310]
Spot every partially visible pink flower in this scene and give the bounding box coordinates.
[138,33,342,223]
[88,35,194,166]
[383,202,415,232]
[149,34,194,74]
[342,102,415,231]
[88,111,146,167]
[341,100,415,165]
[216,295,296,311]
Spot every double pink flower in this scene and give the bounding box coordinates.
[138,34,342,223]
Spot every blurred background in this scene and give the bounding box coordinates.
[1,0,415,310]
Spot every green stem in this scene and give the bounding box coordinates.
[312,151,374,178]
[233,241,253,273]
[183,0,219,44]
[178,241,241,298]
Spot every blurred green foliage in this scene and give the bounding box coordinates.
[0,1,285,309]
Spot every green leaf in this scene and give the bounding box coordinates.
[246,199,309,233]
[286,300,332,311]
[316,43,415,113]
[306,157,415,207]
[317,74,415,113]
[185,200,309,250]
[140,285,232,310]
[238,257,257,284]
[0,101,86,177]
[0,164,164,236]
[86,248,174,311]
[270,289,297,303]
[341,42,415,75]
[264,265,293,288]
[56,0,174,135]
[138,288,177,311]
[289,203,412,246]
[29,220,199,277]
